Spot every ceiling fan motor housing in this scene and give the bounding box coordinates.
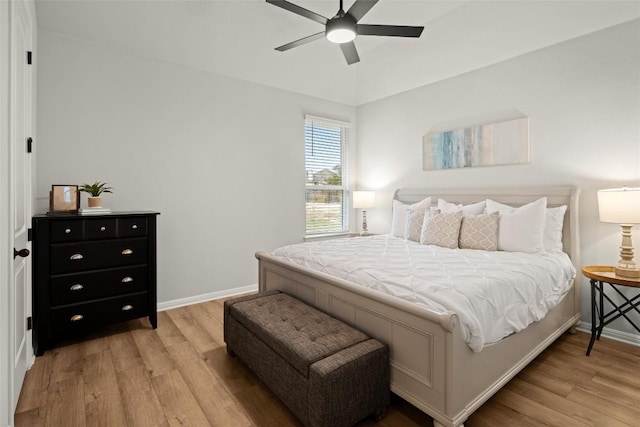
[326,14,357,43]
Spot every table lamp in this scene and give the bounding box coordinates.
[597,187,640,278]
[353,191,375,235]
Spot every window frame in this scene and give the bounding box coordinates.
[304,114,351,237]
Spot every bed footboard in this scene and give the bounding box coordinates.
[257,251,458,422]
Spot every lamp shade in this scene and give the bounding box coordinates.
[353,191,375,209]
[597,187,640,224]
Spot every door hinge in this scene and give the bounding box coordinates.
[28,228,33,241]
[27,51,32,65]
[27,317,32,331]
[27,137,33,153]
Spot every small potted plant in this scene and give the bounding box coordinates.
[79,181,113,208]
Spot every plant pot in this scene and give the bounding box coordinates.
[87,197,102,208]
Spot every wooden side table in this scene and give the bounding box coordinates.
[582,266,640,356]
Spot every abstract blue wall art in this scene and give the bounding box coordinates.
[423,118,530,170]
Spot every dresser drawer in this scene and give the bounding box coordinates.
[50,266,148,306]
[50,238,148,274]
[51,292,148,336]
[86,218,117,240]
[118,217,148,237]
[51,221,83,242]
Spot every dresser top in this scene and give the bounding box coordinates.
[34,211,160,219]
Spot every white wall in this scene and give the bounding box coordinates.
[36,31,355,304]
[356,20,640,339]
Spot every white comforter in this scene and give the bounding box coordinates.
[272,235,576,352]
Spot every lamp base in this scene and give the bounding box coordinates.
[614,224,640,278]
[615,265,640,278]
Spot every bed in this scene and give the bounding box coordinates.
[256,186,581,427]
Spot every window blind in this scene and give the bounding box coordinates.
[305,115,350,235]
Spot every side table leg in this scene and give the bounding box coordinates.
[586,279,597,356]
[597,280,605,340]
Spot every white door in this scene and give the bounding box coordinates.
[8,0,34,421]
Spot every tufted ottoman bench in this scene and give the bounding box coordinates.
[224,291,389,427]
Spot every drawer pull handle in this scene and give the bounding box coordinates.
[70,314,84,321]
[100,226,106,231]
[70,254,84,260]
[121,277,133,283]
[70,284,84,291]
[132,224,138,229]
[122,305,133,311]
[65,228,71,234]
[121,249,133,255]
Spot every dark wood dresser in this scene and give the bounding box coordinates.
[32,211,160,355]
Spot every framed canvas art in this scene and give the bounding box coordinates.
[423,118,530,170]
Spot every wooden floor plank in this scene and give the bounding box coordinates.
[515,362,575,398]
[82,349,128,427]
[150,369,211,427]
[47,343,85,386]
[15,298,640,427]
[129,319,176,378]
[468,401,542,427]
[43,377,86,427]
[115,365,169,427]
[567,386,640,426]
[107,325,145,374]
[14,351,52,413]
[153,311,188,348]
[165,340,253,426]
[507,377,619,427]
[568,378,640,423]
[184,302,225,345]
[491,387,586,427]
[165,306,219,354]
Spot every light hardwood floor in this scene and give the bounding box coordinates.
[15,297,640,426]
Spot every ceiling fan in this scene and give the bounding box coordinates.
[266,0,424,65]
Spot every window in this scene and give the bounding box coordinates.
[305,115,350,235]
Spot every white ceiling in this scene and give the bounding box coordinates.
[35,0,640,106]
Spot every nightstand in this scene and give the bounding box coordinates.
[582,266,640,356]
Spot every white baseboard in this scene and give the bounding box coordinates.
[157,284,258,312]
[576,322,640,348]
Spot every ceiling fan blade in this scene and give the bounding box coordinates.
[340,41,360,65]
[357,24,424,38]
[347,0,379,22]
[266,0,328,25]
[275,32,325,51]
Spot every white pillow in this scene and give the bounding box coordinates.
[403,197,432,242]
[419,207,441,243]
[391,199,409,238]
[486,197,547,253]
[544,205,567,252]
[437,199,486,216]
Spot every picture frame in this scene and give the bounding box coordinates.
[49,185,80,212]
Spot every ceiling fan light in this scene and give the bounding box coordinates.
[325,14,357,44]
[326,28,356,43]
